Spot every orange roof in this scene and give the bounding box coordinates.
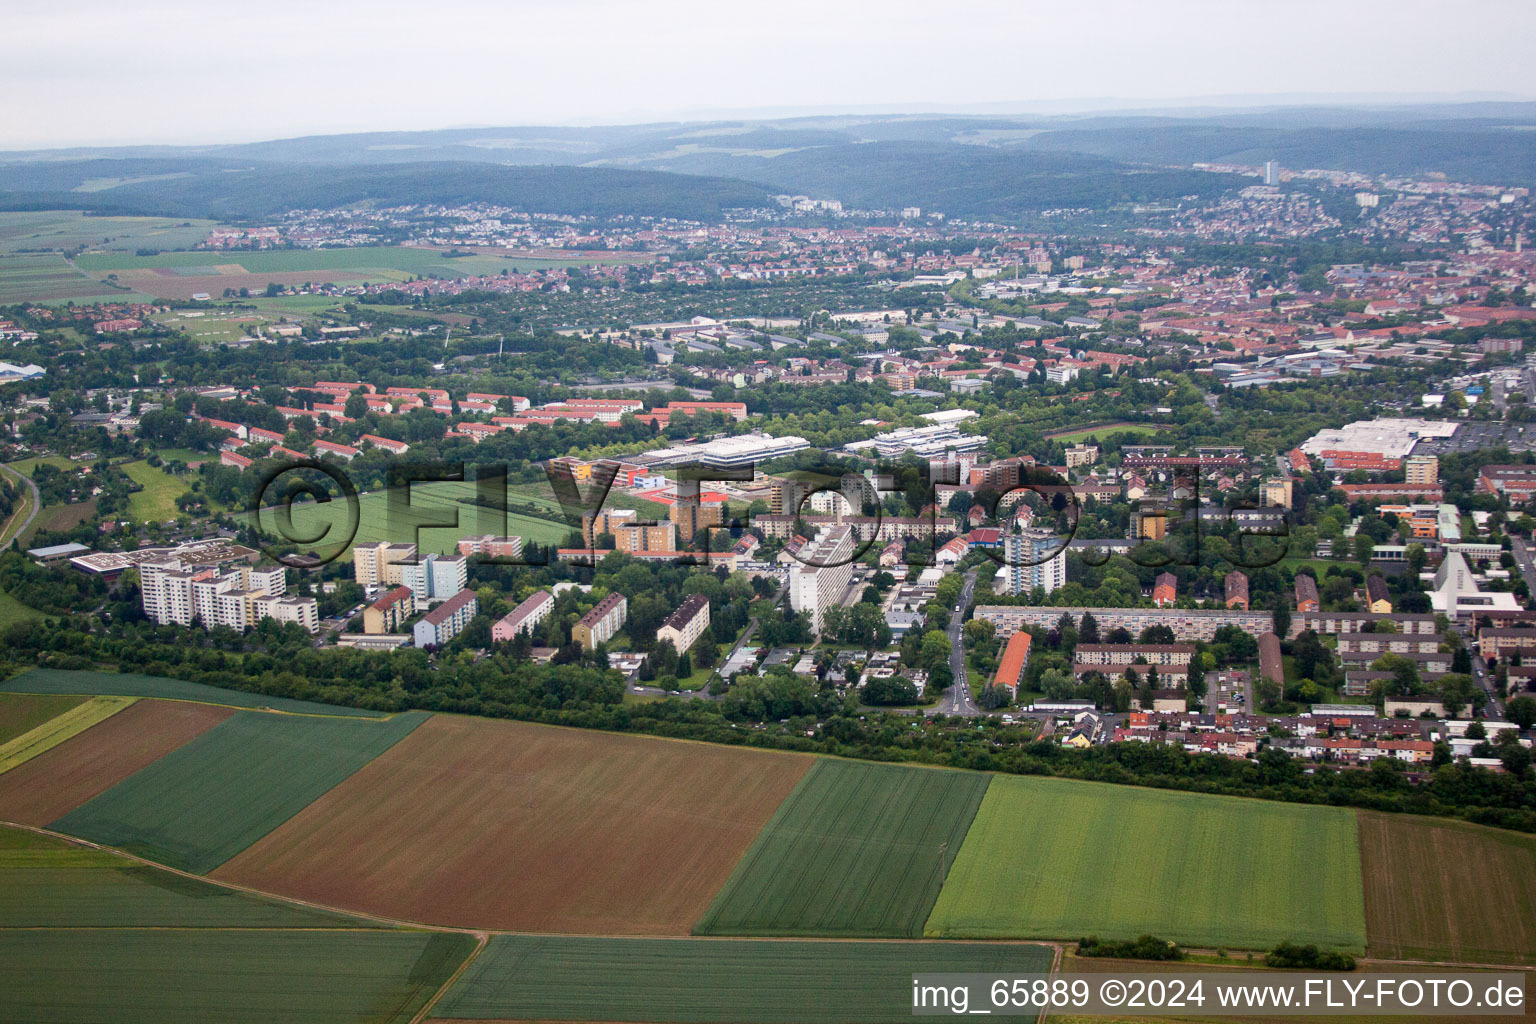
[993,631,1032,691]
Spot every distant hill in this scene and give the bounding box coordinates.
[1,103,1531,223]
[0,159,774,222]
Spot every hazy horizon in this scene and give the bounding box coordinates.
[6,0,1535,149]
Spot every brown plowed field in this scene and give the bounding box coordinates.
[213,715,812,933]
[1358,810,1536,965]
[0,699,232,825]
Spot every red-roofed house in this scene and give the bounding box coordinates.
[314,439,360,461]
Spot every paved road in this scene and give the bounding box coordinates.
[939,569,980,716]
[0,462,40,545]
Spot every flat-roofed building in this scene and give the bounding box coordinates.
[353,542,417,587]
[789,525,854,634]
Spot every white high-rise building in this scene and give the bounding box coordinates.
[140,559,317,633]
[401,553,469,611]
[1003,526,1067,597]
[789,525,854,634]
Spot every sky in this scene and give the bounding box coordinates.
[4,0,1534,149]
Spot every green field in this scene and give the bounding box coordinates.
[0,819,473,1024]
[0,696,135,774]
[244,479,592,558]
[121,459,188,522]
[694,760,990,938]
[0,253,153,304]
[0,824,368,928]
[435,935,1053,1024]
[924,775,1367,951]
[1044,423,1169,445]
[0,693,87,744]
[49,709,429,873]
[0,928,472,1024]
[1,668,393,717]
[0,210,218,254]
[0,589,47,628]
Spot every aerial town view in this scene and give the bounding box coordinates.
[0,1,1533,1021]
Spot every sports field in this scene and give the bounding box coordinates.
[0,696,136,774]
[432,934,1053,1024]
[50,709,429,873]
[1,667,392,717]
[0,699,232,825]
[214,715,812,933]
[694,760,990,938]
[0,693,86,744]
[1358,810,1536,965]
[924,776,1367,951]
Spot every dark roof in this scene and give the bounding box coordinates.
[663,593,710,631]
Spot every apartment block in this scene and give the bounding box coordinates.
[363,585,414,634]
[353,542,417,587]
[789,525,854,634]
[457,535,524,560]
[975,605,1274,643]
[401,553,468,611]
[413,588,478,648]
[1003,527,1066,597]
[657,593,711,652]
[573,592,627,650]
[492,590,553,643]
[140,559,316,634]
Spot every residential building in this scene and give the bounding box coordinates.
[412,588,478,648]
[1153,572,1177,607]
[1364,575,1392,613]
[573,592,627,650]
[670,497,724,542]
[789,525,854,634]
[457,535,525,560]
[1295,574,1320,613]
[401,553,468,611]
[975,605,1273,643]
[140,559,316,634]
[990,631,1031,697]
[363,585,414,634]
[1404,455,1439,486]
[353,542,417,587]
[1224,570,1249,610]
[492,591,553,643]
[657,593,711,651]
[1002,526,1067,597]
